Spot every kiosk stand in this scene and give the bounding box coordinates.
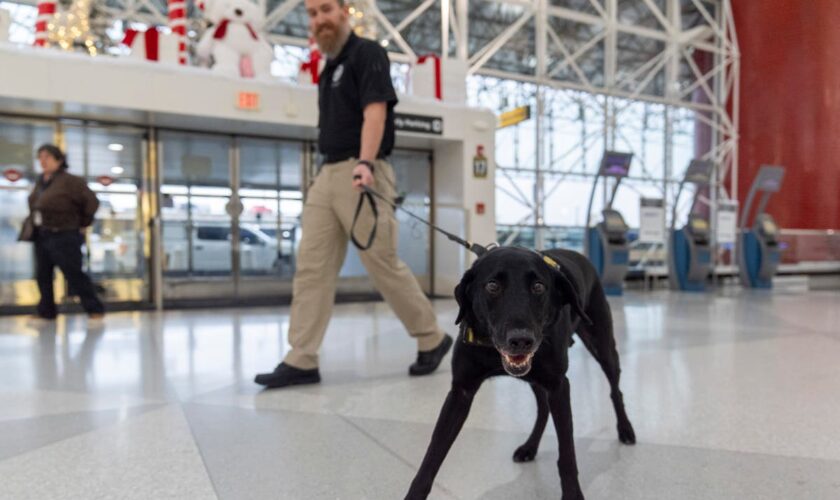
[738,165,785,289]
[585,151,633,296]
[668,160,715,291]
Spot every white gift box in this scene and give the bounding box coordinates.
[122,27,180,65]
[409,54,467,104]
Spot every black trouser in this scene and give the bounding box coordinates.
[35,230,104,318]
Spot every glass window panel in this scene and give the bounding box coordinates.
[0,120,53,180]
[495,173,535,226]
[160,132,232,277]
[161,132,231,186]
[65,126,143,179]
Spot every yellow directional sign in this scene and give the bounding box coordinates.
[497,105,531,129]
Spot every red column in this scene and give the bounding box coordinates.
[732,0,840,229]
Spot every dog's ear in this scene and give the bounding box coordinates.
[454,268,475,326]
[554,268,593,326]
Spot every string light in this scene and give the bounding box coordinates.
[347,0,377,40]
[48,0,98,55]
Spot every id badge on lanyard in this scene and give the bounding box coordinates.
[33,210,43,226]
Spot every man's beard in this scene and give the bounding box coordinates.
[315,23,347,56]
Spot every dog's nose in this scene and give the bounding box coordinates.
[234,8,243,16]
[507,334,534,352]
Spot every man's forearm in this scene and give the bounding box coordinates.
[359,103,386,162]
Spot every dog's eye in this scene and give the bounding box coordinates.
[531,282,546,295]
[485,281,501,295]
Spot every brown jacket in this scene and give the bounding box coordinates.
[28,170,99,231]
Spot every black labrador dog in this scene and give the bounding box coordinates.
[405,246,636,500]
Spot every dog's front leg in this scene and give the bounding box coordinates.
[405,384,479,500]
[549,375,584,500]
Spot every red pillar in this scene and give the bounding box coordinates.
[732,0,840,229]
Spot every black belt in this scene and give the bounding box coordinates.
[324,153,388,164]
[38,227,78,234]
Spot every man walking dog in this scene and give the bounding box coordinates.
[255,0,453,389]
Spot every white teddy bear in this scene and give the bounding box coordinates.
[196,0,273,79]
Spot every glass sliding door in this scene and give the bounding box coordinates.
[0,119,54,309]
[238,138,304,290]
[159,131,235,301]
[64,123,149,304]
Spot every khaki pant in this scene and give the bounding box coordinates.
[283,159,445,369]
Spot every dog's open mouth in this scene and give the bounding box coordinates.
[500,351,534,377]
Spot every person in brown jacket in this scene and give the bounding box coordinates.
[28,144,105,320]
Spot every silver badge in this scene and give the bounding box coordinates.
[332,64,344,86]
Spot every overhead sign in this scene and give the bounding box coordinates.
[639,197,665,244]
[497,105,531,129]
[237,91,260,111]
[394,113,443,135]
[3,168,23,183]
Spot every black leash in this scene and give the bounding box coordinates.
[350,179,487,257]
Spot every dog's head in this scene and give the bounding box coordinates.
[454,247,588,377]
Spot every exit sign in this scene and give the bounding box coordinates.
[237,92,260,111]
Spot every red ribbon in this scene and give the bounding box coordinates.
[144,28,160,61]
[122,28,139,47]
[213,20,258,41]
[122,27,161,61]
[417,54,442,100]
[37,2,56,15]
[301,48,321,84]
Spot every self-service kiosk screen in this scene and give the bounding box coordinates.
[761,218,778,237]
[690,218,709,234]
[601,153,632,177]
[604,211,627,231]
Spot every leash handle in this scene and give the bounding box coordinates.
[360,185,487,257]
[350,177,378,250]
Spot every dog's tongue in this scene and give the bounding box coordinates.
[508,354,527,364]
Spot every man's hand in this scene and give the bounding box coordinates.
[352,163,375,191]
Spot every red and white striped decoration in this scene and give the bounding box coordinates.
[33,0,56,47]
[167,0,187,64]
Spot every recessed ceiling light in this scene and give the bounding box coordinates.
[111,166,125,175]
[108,143,124,152]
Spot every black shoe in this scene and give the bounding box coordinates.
[409,334,453,376]
[254,362,321,389]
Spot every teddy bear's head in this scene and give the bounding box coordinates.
[201,0,264,28]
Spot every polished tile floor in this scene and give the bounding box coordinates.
[1,289,840,499]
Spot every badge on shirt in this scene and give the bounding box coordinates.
[332,64,344,87]
[33,210,43,226]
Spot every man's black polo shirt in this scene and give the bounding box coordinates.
[318,32,398,162]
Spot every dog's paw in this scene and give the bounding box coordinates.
[512,444,538,462]
[617,422,636,445]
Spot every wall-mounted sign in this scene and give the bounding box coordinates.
[237,91,260,111]
[473,145,488,179]
[497,105,531,129]
[639,197,665,244]
[717,200,738,245]
[394,113,443,135]
[3,168,23,183]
